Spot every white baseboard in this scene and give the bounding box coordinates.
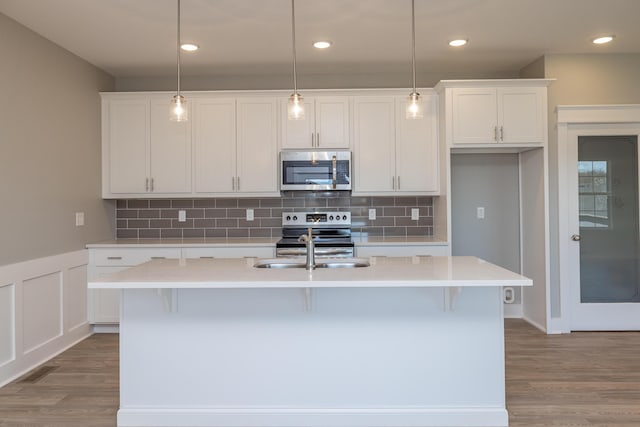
[93,324,120,333]
[503,302,522,318]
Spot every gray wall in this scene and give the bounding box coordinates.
[451,154,521,274]
[0,13,115,266]
[523,53,640,317]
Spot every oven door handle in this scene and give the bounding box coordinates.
[332,155,337,189]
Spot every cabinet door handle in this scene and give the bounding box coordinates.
[145,178,149,192]
[150,256,166,259]
[150,178,154,192]
[571,234,581,241]
[317,132,320,147]
[397,176,401,190]
[199,256,215,259]
[231,176,235,190]
[237,176,240,191]
[392,176,396,190]
[494,126,499,142]
[332,155,337,189]
[311,133,315,147]
[107,256,123,260]
[500,126,504,141]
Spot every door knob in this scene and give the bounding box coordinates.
[571,234,581,241]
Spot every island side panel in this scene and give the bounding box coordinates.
[118,286,506,427]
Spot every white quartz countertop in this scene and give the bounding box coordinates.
[88,256,531,289]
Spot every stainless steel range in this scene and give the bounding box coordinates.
[276,211,354,258]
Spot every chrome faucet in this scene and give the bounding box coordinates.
[298,226,316,270]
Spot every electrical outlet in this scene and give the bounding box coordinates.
[75,212,85,226]
[178,210,187,222]
[368,208,376,220]
[411,208,420,220]
[246,209,254,221]
[477,207,485,219]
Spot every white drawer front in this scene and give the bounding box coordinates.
[90,248,182,266]
[182,247,275,259]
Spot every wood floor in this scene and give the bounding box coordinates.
[0,319,639,426]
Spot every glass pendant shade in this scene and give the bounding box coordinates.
[170,95,188,122]
[406,92,423,119]
[288,93,305,120]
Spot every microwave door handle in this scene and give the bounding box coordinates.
[332,155,337,189]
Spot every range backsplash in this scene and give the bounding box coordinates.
[115,192,434,239]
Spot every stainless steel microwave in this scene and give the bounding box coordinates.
[280,150,352,191]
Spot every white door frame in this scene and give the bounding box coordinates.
[557,105,640,332]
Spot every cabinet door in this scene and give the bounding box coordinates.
[396,94,439,193]
[451,88,497,144]
[107,99,149,193]
[353,97,396,193]
[149,100,192,193]
[90,266,127,324]
[280,98,315,149]
[236,98,279,194]
[315,97,350,148]
[193,98,237,193]
[498,87,545,144]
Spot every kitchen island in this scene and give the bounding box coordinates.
[89,256,531,427]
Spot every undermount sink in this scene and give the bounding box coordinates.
[253,258,370,269]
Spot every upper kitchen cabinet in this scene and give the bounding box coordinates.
[435,80,550,148]
[352,93,439,195]
[102,95,191,197]
[194,97,279,196]
[280,96,350,149]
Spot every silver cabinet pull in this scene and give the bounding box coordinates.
[231,176,235,190]
[311,133,315,147]
[150,178,154,192]
[392,176,396,190]
[145,178,149,192]
[237,176,240,191]
[500,126,504,141]
[317,132,320,147]
[571,234,581,241]
[107,256,123,260]
[150,256,166,259]
[494,126,499,142]
[199,256,215,259]
[332,155,337,189]
[397,176,401,190]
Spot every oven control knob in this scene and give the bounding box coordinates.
[286,215,291,221]
[329,215,334,221]
[342,215,348,221]
[292,215,298,221]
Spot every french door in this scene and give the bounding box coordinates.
[567,125,640,330]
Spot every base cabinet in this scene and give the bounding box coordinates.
[88,246,275,325]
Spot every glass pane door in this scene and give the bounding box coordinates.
[578,135,640,303]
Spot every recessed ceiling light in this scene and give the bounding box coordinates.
[449,39,468,47]
[313,41,332,49]
[180,43,199,52]
[592,35,615,45]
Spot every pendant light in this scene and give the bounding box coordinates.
[170,0,188,122]
[287,0,305,120]
[406,0,423,119]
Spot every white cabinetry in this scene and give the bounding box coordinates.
[236,98,279,195]
[280,96,350,149]
[353,94,439,195]
[445,85,546,146]
[356,244,449,257]
[102,96,191,197]
[88,248,181,324]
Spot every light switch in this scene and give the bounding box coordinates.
[246,209,254,221]
[368,208,376,220]
[178,210,187,222]
[476,207,485,219]
[75,212,85,226]
[411,208,420,220]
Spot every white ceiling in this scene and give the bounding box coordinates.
[1,0,639,79]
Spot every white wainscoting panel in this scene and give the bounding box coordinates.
[22,271,63,354]
[0,283,15,367]
[65,264,88,332]
[0,250,92,388]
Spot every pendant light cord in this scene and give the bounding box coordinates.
[411,0,416,94]
[291,0,298,94]
[177,0,181,97]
